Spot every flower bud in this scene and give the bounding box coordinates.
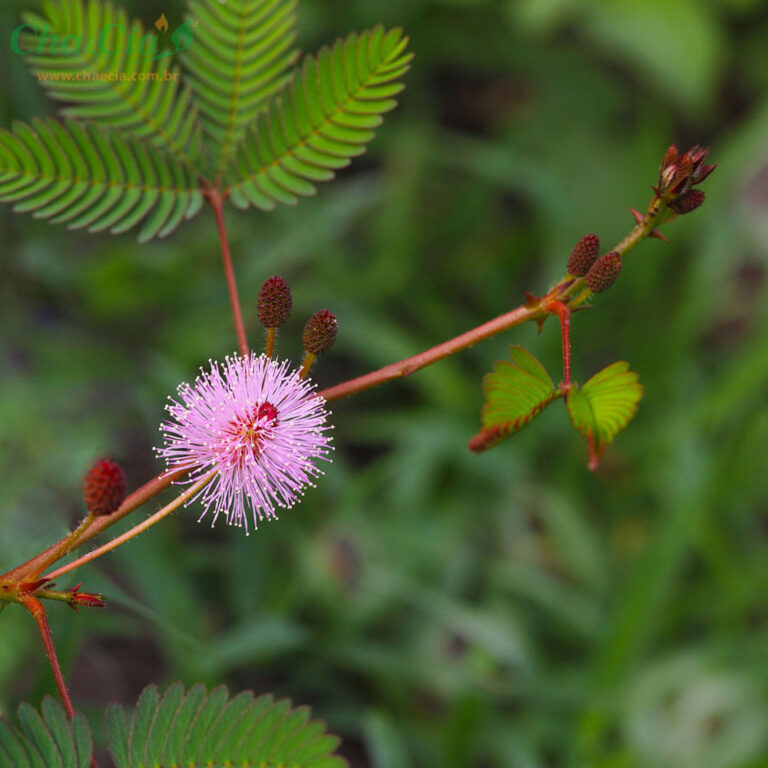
[669,189,705,215]
[585,251,622,294]
[303,310,338,355]
[257,276,292,328]
[83,459,126,516]
[567,233,600,277]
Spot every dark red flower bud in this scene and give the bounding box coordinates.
[83,459,126,516]
[567,233,600,277]
[669,189,706,215]
[585,251,622,294]
[303,310,338,355]
[257,276,292,328]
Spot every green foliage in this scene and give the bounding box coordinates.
[0,118,204,243]
[225,27,413,212]
[19,0,201,165]
[566,361,643,469]
[106,682,347,768]
[469,345,559,451]
[0,685,346,767]
[0,697,92,768]
[182,0,300,174]
[0,0,411,239]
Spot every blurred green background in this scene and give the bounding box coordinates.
[3,0,768,766]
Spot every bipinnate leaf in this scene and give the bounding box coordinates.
[566,361,643,470]
[183,0,300,173]
[469,345,560,452]
[19,0,201,165]
[106,682,348,768]
[0,118,203,242]
[224,26,413,212]
[0,697,92,768]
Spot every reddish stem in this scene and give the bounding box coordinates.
[2,467,188,582]
[546,300,572,387]
[318,303,542,402]
[22,597,75,717]
[206,189,249,358]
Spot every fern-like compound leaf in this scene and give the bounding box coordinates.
[566,361,643,470]
[106,682,348,768]
[0,118,204,242]
[19,0,201,166]
[223,26,412,212]
[469,345,560,452]
[182,0,301,174]
[0,697,92,768]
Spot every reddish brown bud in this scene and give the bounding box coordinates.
[585,251,622,293]
[657,143,714,200]
[302,310,338,355]
[567,233,600,276]
[669,189,705,215]
[661,144,679,171]
[83,459,126,516]
[257,276,292,328]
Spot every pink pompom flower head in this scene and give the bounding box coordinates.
[157,353,333,534]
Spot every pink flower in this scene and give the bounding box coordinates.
[157,354,333,534]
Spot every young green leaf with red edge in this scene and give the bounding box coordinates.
[469,346,561,452]
[565,362,643,470]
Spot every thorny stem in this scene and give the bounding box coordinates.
[22,597,100,767]
[22,597,75,718]
[319,303,539,402]
[44,470,217,581]
[206,188,250,359]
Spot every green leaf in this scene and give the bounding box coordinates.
[0,699,92,768]
[106,682,347,768]
[469,345,559,452]
[0,118,203,242]
[20,0,201,165]
[182,0,301,173]
[566,361,643,470]
[223,26,412,212]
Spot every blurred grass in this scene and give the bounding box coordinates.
[2,0,768,766]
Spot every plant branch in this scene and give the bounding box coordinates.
[43,470,217,581]
[319,195,670,404]
[318,303,543,402]
[206,188,250,358]
[2,467,189,582]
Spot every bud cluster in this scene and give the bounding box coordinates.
[256,276,338,363]
[655,144,715,215]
